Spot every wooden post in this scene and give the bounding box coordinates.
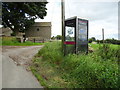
[43,39,44,43]
[61,0,65,53]
[102,28,104,43]
[34,38,35,43]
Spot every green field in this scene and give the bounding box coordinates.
[31,41,119,88]
[89,43,119,50]
[1,37,44,46]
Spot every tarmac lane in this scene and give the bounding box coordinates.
[2,45,44,88]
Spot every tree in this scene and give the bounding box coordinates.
[89,37,96,43]
[105,38,120,45]
[2,2,48,35]
[88,38,92,43]
[56,35,62,40]
[96,38,120,45]
[51,36,55,40]
[91,37,96,41]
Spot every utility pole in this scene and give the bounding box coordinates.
[102,28,104,43]
[61,0,65,52]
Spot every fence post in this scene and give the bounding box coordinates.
[42,39,44,43]
[34,38,35,43]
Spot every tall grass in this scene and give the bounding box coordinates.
[31,41,119,88]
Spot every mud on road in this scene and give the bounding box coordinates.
[2,45,44,70]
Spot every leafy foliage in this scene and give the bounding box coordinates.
[96,38,120,45]
[97,44,119,60]
[2,2,48,34]
[89,37,96,43]
[55,35,62,40]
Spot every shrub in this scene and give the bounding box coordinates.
[97,44,119,61]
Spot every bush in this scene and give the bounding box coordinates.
[97,44,119,61]
[96,39,120,45]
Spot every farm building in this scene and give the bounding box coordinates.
[0,27,13,36]
[1,22,51,42]
[25,22,51,42]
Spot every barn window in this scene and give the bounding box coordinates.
[37,28,39,31]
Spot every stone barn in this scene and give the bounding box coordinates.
[25,22,51,42]
[1,27,13,36]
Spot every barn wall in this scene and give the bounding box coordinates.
[1,28,13,36]
[25,26,51,40]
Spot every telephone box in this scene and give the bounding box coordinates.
[64,16,88,55]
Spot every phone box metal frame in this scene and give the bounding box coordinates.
[63,16,88,55]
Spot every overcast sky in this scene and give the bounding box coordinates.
[35,0,119,40]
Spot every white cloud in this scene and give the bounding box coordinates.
[35,0,119,40]
[35,0,62,36]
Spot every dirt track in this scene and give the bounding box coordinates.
[2,45,44,88]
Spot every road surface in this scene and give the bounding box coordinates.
[2,45,44,88]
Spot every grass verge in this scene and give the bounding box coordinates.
[2,37,44,46]
[31,41,119,88]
